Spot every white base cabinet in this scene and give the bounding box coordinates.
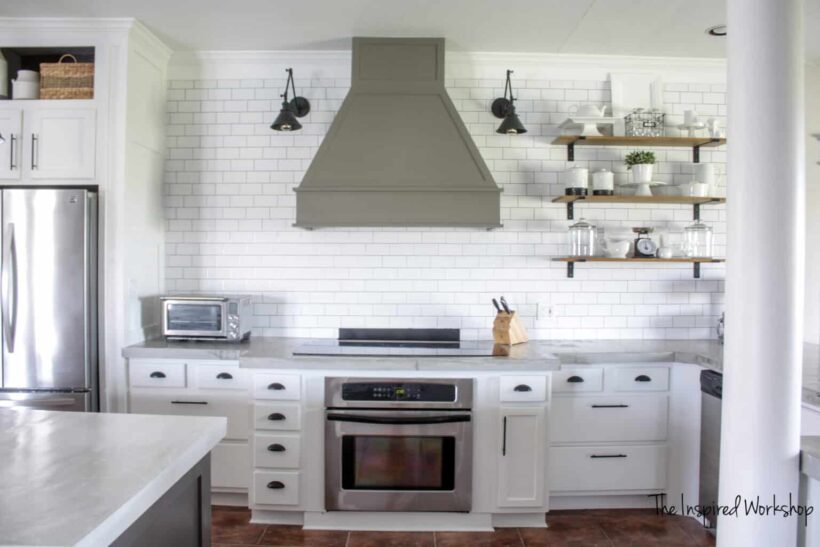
[127,358,250,495]
[497,407,546,507]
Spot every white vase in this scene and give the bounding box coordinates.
[631,163,653,184]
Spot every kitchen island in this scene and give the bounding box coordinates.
[0,408,226,546]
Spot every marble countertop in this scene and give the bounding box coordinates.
[0,408,226,547]
[122,337,724,371]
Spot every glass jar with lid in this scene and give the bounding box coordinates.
[568,218,597,257]
[683,221,713,257]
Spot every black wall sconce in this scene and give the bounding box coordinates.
[271,68,311,132]
[491,69,527,135]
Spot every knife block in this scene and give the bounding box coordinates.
[492,312,529,345]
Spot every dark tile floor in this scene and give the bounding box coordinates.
[212,506,716,547]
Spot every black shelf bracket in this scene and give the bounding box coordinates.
[694,262,701,279]
[567,201,574,220]
[693,203,700,221]
[567,261,575,278]
[565,136,585,161]
[692,138,721,163]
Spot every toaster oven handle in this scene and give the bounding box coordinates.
[326,413,471,425]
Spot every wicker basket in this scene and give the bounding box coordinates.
[39,54,94,100]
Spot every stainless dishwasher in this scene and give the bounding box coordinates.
[699,369,723,531]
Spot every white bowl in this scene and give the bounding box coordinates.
[607,240,631,258]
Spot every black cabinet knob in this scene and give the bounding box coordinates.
[268,382,285,390]
[267,444,286,452]
[513,384,532,392]
[567,375,584,383]
[216,372,233,380]
[635,375,652,382]
[149,371,166,379]
[266,481,285,489]
[267,413,286,421]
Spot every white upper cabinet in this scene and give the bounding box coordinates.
[27,106,96,179]
[0,102,96,182]
[0,107,22,180]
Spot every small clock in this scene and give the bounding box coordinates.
[633,227,658,258]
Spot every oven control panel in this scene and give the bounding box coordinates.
[341,382,456,402]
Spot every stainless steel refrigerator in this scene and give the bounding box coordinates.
[0,188,98,412]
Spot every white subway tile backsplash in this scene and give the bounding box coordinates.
[163,76,726,339]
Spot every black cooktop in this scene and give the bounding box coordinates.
[292,328,495,357]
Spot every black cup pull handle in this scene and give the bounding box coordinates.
[567,375,584,383]
[267,444,286,452]
[513,384,532,392]
[268,382,285,390]
[216,372,233,380]
[149,371,166,379]
[267,413,286,421]
[266,481,285,489]
[635,375,652,382]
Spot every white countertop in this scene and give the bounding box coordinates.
[0,408,226,547]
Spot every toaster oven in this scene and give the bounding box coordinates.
[160,295,252,342]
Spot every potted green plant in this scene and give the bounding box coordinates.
[624,150,656,196]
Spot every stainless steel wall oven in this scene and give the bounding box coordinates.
[324,377,473,512]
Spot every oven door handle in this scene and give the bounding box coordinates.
[326,413,471,425]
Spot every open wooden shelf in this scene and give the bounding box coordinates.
[553,256,725,279]
[551,135,726,162]
[551,195,726,220]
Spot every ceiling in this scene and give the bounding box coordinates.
[0,0,817,59]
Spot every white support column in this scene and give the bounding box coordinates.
[720,0,805,545]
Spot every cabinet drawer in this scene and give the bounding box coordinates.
[552,368,603,393]
[253,373,301,400]
[252,471,300,506]
[196,364,249,391]
[499,376,547,402]
[129,360,186,388]
[254,433,301,469]
[253,402,302,431]
[606,367,670,392]
[550,394,668,443]
[212,441,250,490]
[130,392,250,440]
[549,444,667,492]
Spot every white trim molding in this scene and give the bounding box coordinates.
[169,49,726,83]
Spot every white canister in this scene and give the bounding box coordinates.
[12,80,39,100]
[591,169,614,195]
[694,163,715,190]
[15,70,39,82]
[0,51,7,99]
[563,167,588,196]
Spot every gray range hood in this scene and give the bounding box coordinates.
[294,37,502,229]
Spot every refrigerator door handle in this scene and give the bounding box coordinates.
[2,222,16,353]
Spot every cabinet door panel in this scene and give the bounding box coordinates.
[27,107,95,179]
[0,108,22,180]
[497,407,545,507]
[212,441,250,490]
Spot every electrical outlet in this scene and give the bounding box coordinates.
[536,302,555,320]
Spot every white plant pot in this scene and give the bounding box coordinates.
[631,164,654,184]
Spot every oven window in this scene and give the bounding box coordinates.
[341,435,455,490]
[167,304,223,332]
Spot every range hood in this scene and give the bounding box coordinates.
[294,37,502,229]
